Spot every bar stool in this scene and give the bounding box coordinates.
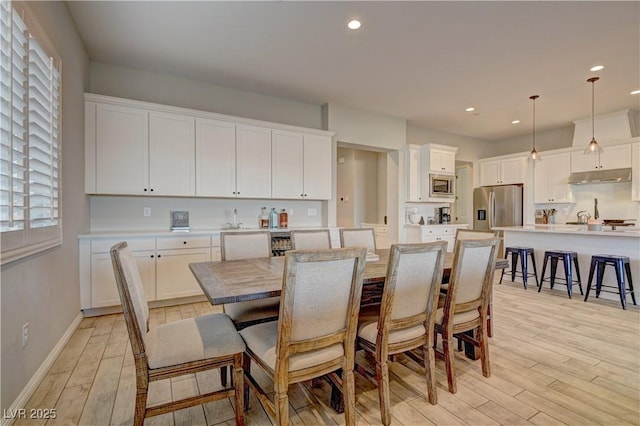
[538,250,583,299]
[584,255,636,310]
[500,246,539,289]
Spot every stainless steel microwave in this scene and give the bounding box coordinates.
[429,174,455,198]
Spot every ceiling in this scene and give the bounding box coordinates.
[66,1,640,142]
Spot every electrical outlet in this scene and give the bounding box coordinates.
[143,207,151,217]
[22,323,29,347]
[307,208,317,217]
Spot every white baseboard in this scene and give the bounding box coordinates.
[2,312,83,426]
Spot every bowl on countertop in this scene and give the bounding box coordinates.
[408,214,422,224]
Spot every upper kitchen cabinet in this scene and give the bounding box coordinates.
[235,124,272,198]
[148,112,196,196]
[479,157,525,186]
[87,104,195,196]
[405,144,458,202]
[423,144,457,175]
[534,152,573,203]
[88,102,149,195]
[272,130,332,200]
[195,118,237,197]
[570,144,631,172]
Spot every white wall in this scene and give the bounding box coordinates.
[90,62,322,130]
[336,148,380,228]
[406,124,496,161]
[491,125,575,156]
[1,1,90,411]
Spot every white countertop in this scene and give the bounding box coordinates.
[494,225,640,238]
[78,226,335,239]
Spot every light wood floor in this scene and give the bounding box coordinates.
[17,279,640,425]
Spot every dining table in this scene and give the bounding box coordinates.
[189,249,508,413]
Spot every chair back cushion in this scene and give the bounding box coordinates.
[340,228,376,253]
[279,247,367,348]
[387,242,447,320]
[290,230,331,250]
[221,231,271,260]
[454,241,497,305]
[110,242,150,352]
[455,229,499,241]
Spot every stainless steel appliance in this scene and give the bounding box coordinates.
[473,185,523,230]
[429,174,455,199]
[438,207,451,224]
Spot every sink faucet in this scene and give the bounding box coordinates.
[594,198,599,219]
[226,208,243,229]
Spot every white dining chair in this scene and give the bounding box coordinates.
[290,229,331,250]
[340,228,376,254]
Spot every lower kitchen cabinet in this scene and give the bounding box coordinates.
[80,234,217,312]
[405,225,469,252]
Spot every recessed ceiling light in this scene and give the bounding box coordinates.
[512,120,520,124]
[631,89,640,95]
[347,20,361,30]
[590,65,604,71]
[465,107,475,112]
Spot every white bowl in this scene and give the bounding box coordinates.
[408,214,422,224]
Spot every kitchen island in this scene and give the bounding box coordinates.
[494,225,639,303]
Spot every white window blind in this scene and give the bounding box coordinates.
[1,0,62,264]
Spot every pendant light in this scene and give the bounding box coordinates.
[527,95,541,162]
[584,77,603,155]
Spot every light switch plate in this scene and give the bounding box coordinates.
[307,208,317,217]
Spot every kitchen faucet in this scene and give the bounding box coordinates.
[594,198,599,219]
[226,208,243,229]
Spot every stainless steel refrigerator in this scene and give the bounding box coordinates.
[473,185,523,231]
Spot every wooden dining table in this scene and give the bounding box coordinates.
[189,249,507,413]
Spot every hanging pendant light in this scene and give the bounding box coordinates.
[584,77,603,155]
[527,95,542,162]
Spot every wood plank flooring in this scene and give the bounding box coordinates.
[16,280,640,425]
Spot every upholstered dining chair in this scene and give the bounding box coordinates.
[434,238,500,395]
[110,242,246,426]
[220,231,280,329]
[340,228,376,254]
[357,241,447,425]
[240,247,367,426]
[290,229,332,250]
[453,228,501,337]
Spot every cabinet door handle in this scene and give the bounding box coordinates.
[150,255,154,258]
[150,188,154,192]
[144,188,147,192]
[157,254,161,258]
[183,241,187,245]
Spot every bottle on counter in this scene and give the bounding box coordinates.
[269,208,279,229]
[259,207,269,228]
[279,209,288,228]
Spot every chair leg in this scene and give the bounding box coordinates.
[550,257,558,290]
[584,257,597,302]
[530,252,539,288]
[274,390,289,426]
[596,262,606,298]
[563,255,573,299]
[344,368,357,426]
[443,336,457,394]
[573,257,583,295]
[614,261,627,310]
[487,299,493,338]
[133,388,148,426]
[376,360,391,426]
[511,251,519,282]
[233,354,245,426]
[625,263,637,305]
[521,251,528,289]
[242,354,251,410]
[423,340,437,405]
[538,255,549,292]
[479,321,491,379]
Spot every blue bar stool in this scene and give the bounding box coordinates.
[500,247,539,289]
[584,255,636,310]
[538,250,583,298]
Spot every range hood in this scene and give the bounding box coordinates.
[568,167,632,185]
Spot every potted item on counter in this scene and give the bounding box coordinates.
[279,209,288,228]
[259,207,269,228]
[587,219,603,231]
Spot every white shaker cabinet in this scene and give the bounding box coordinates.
[89,104,196,196]
[93,103,149,195]
[406,145,425,202]
[149,112,196,196]
[271,131,332,200]
[534,152,573,203]
[405,225,469,253]
[425,147,456,175]
[570,144,631,172]
[195,118,237,197]
[479,157,525,186]
[236,124,272,198]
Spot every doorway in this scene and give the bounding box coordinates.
[453,162,472,225]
